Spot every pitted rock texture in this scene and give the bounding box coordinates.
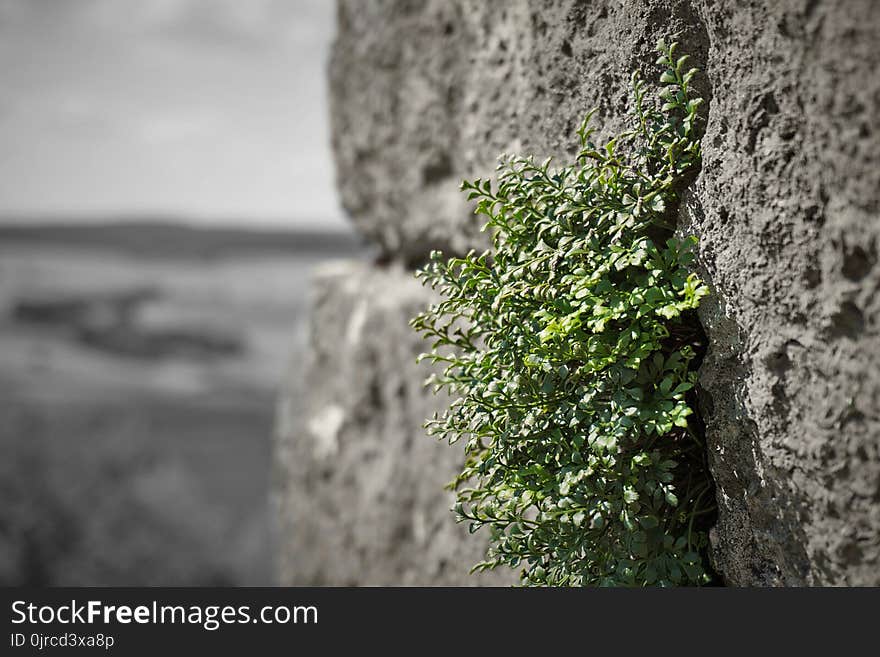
[329,0,711,263]
[681,0,880,585]
[275,261,515,585]
[322,0,880,584]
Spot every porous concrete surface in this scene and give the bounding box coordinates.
[280,0,879,585]
[682,0,880,585]
[329,0,712,263]
[275,260,514,585]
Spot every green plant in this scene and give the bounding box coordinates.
[411,40,716,586]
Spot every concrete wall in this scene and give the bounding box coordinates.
[276,0,880,585]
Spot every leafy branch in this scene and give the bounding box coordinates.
[411,39,716,586]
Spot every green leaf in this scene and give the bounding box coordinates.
[410,38,712,587]
[639,515,659,529]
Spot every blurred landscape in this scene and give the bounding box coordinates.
[0,221,362,585]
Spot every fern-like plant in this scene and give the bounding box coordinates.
[411,40,715,586]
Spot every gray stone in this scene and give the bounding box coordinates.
[680,0,880,585]
[329,0,711,263]
[274,260,515,585]
[321,0,880,585]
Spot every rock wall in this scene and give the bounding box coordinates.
[276,0,880,585]
[274,261,512,584]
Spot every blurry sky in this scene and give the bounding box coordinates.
[0,0,345,229]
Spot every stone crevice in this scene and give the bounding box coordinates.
[275,0,880,586]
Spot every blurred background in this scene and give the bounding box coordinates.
[0,0,361,585]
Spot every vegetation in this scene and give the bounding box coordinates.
[412,40,716,586]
